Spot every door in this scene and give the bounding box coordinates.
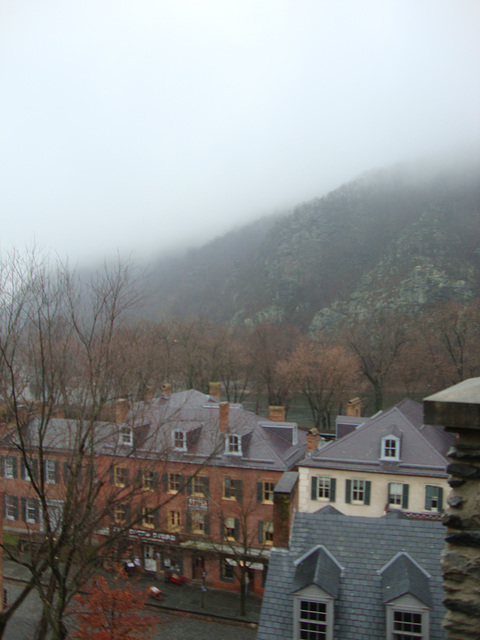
[144,544,156,572]
[192,555,205,580]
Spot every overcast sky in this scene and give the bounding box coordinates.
[1,1,479,265]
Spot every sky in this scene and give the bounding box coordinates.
[1,1,479,265]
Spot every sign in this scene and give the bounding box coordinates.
[113,527,178,544]
[186,496,209,512]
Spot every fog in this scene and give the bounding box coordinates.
[1,1,479,264]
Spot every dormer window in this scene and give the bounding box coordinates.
[173,430,186,451]
[120,426,133,446]
[381,435,400,461]
[226,434,241,455]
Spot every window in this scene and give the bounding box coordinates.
[142,471,157,491]
[345,479,371,505]
[167,510,181,532]
[259,520,274,545]
[220,558,235,582]
[2,456,17,479]
[381,436,400,460]
[113,467,129,487]
[425,485,443,512]
[191,512,208,535]
[120,426,133,446]
[258,481,275,503]
[311,477,336,502]
[173,431,186,451]
[21,459,38,481]
[293,597,334,640]
[191,475,208,496]
[388,482,409,508]
[168,473,181,493]
[4,495,18,521]
[223,478,242,501]
[23,497,40,524]
[226,434,241,455]
[142,507,156,529]
[224,516,238,540]
[113,504,127,524]
[386,603,430,640]
[46,500,63,531]
[45,460,58,484]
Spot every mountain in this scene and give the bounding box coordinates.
[147,156,480,330]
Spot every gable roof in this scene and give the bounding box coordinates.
[257,508,446,640]
[300,398,454,477]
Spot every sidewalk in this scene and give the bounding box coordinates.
[4,558,261,625]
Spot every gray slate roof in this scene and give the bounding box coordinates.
[301,398,454,477]
[257,508,446,640]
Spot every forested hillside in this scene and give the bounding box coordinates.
[148,156,480,330]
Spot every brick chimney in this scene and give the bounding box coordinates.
[209,382,221,401]
[161,383,172,398]
[273,472,298,548]
[306,427,320,453]
[144,385,153,402]
[219,402,229,432]
[346,397,362,417]
[269,405,285,422]
[114,399,129,424]
[424,378,480,640]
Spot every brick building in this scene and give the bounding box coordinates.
[1,385,306,594]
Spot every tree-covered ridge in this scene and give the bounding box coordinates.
[149,156,480,329]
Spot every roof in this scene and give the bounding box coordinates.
[257,508,446,640]
[7,390,306,472]
[300,398,454,477]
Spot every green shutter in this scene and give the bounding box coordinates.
[187,476,192,495]
[204,515,210,535]
[258,482,263,502]
[345,479,352,503]
[330,478,336,503]
[186,512,192,533]
[364,481,371,505]
[438,487,444,513]
[202,476,209,497]
[163,473,168,492]
[11,457,17,479]
[258,521,264,544]
[0,457,4,477]
[220,517,225,539]
[311,477,318,501]
[425,485,433,510]
[236,480,243,502]
[402,484,409,509]
[234,518,239,541]
[178,474,185,494]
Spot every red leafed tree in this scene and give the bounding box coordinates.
[72,573,159,640]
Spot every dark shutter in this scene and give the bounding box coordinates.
[330,478,336,503]
[438,487,444,513]
[110,467,115,485]
[220,517,224,539]
[345,479,352,503]
[0,457,4,478]
[186,512,192,533]
[402,484,409,509]
[234,518,239,541]
[425,485,432,510]
[236,480,243,502]
[163,473,168,492]
[11,457,17,478]
[204,514,210,535]
[224,478,231,498]
[152,472,158,489]
[258,521,264,544]
[11,496,18,521]
[178,474,185,494]
[187,476,192,495]
[311,477,318,501]
[364,481,371,505]
[31,459,38,480]
[257,482,263,503]
[202,476,209,497]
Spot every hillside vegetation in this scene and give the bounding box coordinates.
[148,156,480,330]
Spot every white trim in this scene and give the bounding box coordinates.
[381,435,401,461]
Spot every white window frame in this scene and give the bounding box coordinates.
[317,477,332,501]
[142,507,155,529]
[386,595,430,640]
[5,496,17,520]
[25,497,39,524]
[173,430,186,451]
[120,426,133,446]
[225,434,241,455]
[167,473,181,493]
[192,512,206,534]
[264,521,274,544]
[293,589,334,640]
[168,509,181,532]
[352,479,366,504]
[262,481,275,503]
[224,516,237,540]
[388,482,403,506]
[381,435,400,461]
[45,460,57,484]
[4,457,15,479]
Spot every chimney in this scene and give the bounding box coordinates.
[209,382,221,401]
[219,402,229,432]
[144,385,153,402]
[273,472,298,548]
[306,427,320,453]
[346,397,362,417]
[424,378,480,640]
[161,383,172,398]
[269,405,285,422]
[114,399,129,424]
